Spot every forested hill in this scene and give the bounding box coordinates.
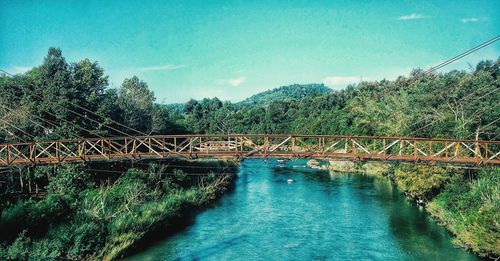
[180,61,499,139]
[237,83,332,107]
[0,48,498,143]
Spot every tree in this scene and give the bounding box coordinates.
[116,76,155,133]
[71,58,108,108]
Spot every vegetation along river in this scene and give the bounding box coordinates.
[126,159,478,260]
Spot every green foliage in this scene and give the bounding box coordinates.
[393,164,452,201]
[0,163,234,260]
[427,168,500,258]
[1,47,497,140]
[389,165,499,257]
[116,76,156,132]
[237,83,331,107]
[0,48,180,142]
[0,194,70,244]
[1,47,498,259]
[6,231,31,260]
[47,165,93,198]
[176,59,499,140]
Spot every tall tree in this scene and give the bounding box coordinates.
[116,76,155,133]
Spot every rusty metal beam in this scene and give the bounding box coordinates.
[0,134,497,166]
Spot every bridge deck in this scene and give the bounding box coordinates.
[0,134,498,166]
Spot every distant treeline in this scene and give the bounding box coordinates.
[0,48,498,143]
[177,61,499,140]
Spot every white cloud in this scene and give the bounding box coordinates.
[138,64,187,72]
[461,17,484,23]
[322,76,362,86]
[228,76,247,86]
[218,76,247,87]
[6,66,33,74]
[397,13,428,20]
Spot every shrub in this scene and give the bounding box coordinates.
[0,163,234,260]
[5,231,31,260]
[428,167,500,258]
[394,164,452,201]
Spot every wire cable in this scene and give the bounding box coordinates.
[405,78,499,131]
[0,68,148,136]
[0,103,74,140]
[385,85,500,160]
[0,72,105,139]
[0,118,36,140]
[0,125,28,142]
[424,36,499,74]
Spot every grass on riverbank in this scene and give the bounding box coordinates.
[390,164,499,258]
[0,163,235,261]
[426,167,499,258]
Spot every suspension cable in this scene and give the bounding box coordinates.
[0,68,148,136]
[0,103,76,140]
[0,118,36,140]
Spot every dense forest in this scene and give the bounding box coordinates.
[0,48,499,259]
[0,48,184,144]
[177,62,499,139]
[0,48,498,142]
[236,83,331,107]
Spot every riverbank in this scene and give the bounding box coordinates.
[325,160,499,259]
[0,160,237,261]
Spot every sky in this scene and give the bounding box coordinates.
[1,0,499,104]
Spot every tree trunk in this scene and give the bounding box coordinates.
[9,172,14,193]
[28,167,32,193]
[19,172,23,192]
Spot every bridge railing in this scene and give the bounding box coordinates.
[0,134,498,166]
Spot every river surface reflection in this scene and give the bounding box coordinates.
[125,159,477,261]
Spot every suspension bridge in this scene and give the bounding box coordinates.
[0,134,498,166]
[0,37,498,168]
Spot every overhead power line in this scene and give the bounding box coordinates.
[1,36,498,144]
[385,84,499,160]
[1,98,104,139]
[0,118,36,140]
[424,35,499,74]
[342,38,499,120]
[0,70,113,139]
[0,103,75,140]
[371,38,500,139]
[0,126,28,142]
[0,68,148,137]
[405,77,499,131]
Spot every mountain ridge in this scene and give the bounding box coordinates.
[236,83,332,107]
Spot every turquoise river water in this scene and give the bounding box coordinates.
[125,159,478,261]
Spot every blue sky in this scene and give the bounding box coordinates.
[1,0,499,103]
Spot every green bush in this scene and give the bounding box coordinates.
[428,167,500,258]
[0,163,234,260]
[394,164,452,201]
[0,194,70,243]
[5,231,31,260]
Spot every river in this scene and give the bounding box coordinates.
[125,159,478,260]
